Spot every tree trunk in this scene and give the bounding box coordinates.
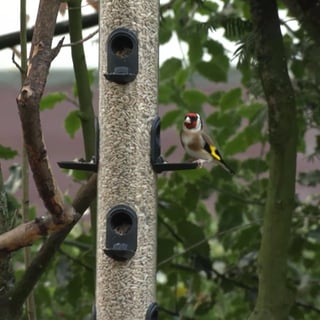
[0,164,14,307]
[249,1,297,319]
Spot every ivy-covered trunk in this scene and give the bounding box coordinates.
[249,0,297,319]
[0,164,14,319]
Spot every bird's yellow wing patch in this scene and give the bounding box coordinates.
[209,145,221,161]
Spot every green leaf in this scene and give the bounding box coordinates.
[68,168,89,181]
[160,27,172,44]
[175,68,189,87]
[177,220,210,257]
[159,18,172,44]
[196,55,229,82]
[206,110,241,130]
[65,110,81,138]
[224,125,262,155]
[219,88,242,110]
[188,35,203,64]
[208,91,224,106]
[159,83,175,104]
[197,1,218,14]
[0,145,18,159]
[182,89,207,107]
[158,237,175,263]
[234,225,260,251]
[161,109,182,130]
[291,59,304,78]
[217,202,243,233]
[87,69,96,87]
[238,102,264,120]
[178,167,208,182]
[40,92,66,111]
[241,158,268,174]
[183,183,200,211]
[205,39,225,56]
[160,58,182,82]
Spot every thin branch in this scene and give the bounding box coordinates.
[158,306,180,317]
[16,0,65,222]
[157,222,256,267]
[212,186,265,206]
[20,0,37,317]
[158,214,184,244]
[172,262,256,292]
[295,300,320,314]
[58,248,93,271]
[0,13,98,50]
[11,52,24,74]
[63,239,92,250]
[0,173,97,252]
[0,209,79,252]
[62,28,99,47]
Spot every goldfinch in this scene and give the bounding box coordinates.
[180,112,235,175]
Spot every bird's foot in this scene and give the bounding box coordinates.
[193,159,207,168]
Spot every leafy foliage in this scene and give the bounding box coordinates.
[0,145,18,159]
[2,0,320,319]
[40,92,67,111]
[64,110,81,138]
[154,1,320,319]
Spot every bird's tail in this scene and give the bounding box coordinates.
[220,159,235,175]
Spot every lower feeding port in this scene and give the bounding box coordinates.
[104,204,138,261]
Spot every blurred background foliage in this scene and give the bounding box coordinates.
[1,0,320,319]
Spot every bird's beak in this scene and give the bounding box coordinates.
[184,116,191,124]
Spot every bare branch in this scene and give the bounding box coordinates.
[0,13,98,50]
[16,0,65,222]
[0,207,79,253]
[0,173,97,252]
[11,52,24,74]
[62,28,99,47]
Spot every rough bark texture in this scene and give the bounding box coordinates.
[0,207,78,252]
[248,1,297,319]
[0,172,97,252]
[0,165,14,301]
[16,0,65,222]
[96,0,159,319]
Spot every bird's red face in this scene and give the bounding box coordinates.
[183,112,201,130]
